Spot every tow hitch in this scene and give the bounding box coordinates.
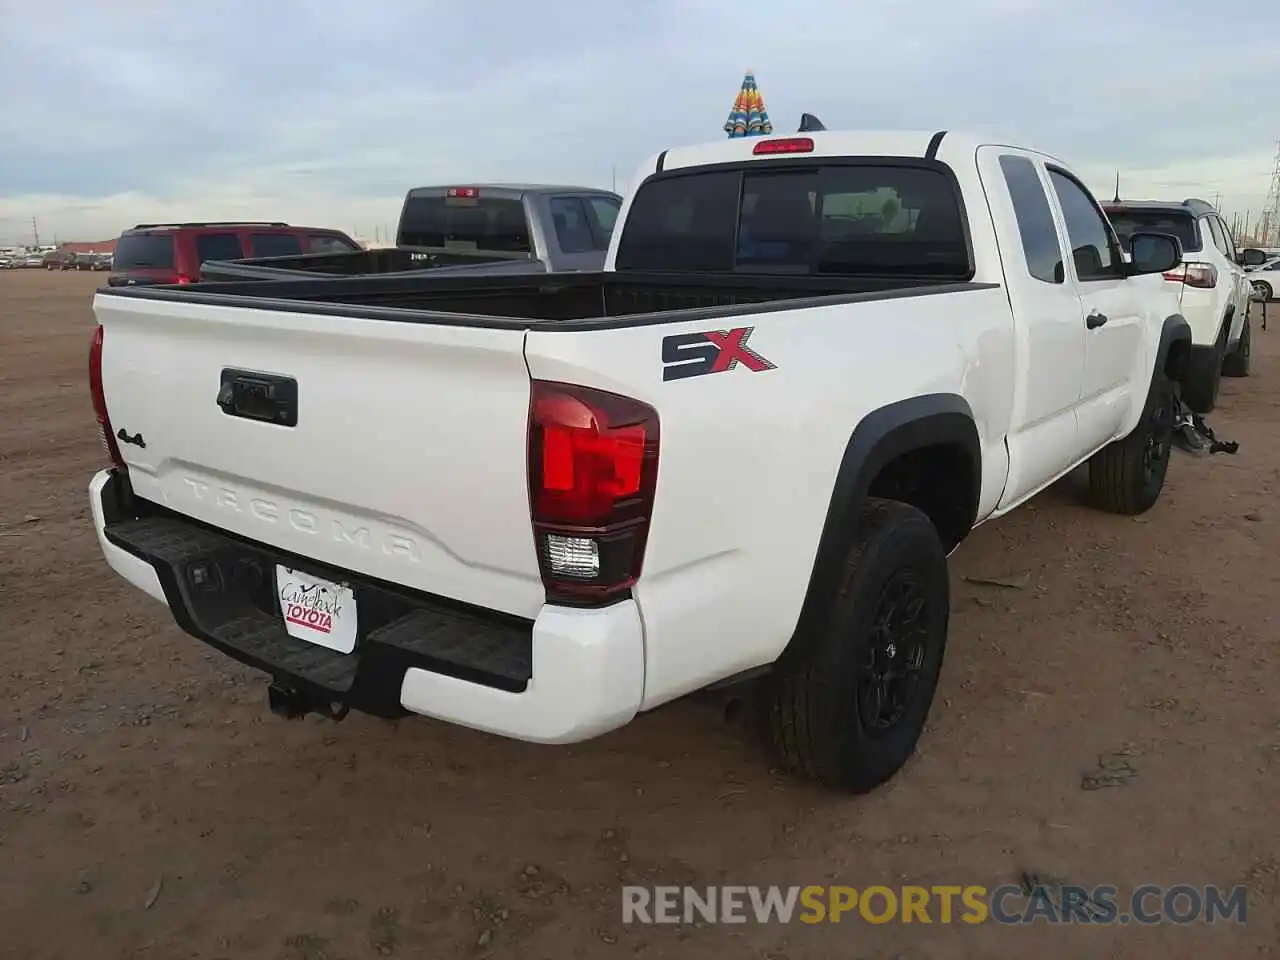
[267,682,350,721]
[1172,395,1239,456]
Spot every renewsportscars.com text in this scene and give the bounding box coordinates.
[622,884,1247,926]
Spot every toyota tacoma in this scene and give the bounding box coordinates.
[87,129,1192,793]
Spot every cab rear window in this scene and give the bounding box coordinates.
[398,193,531,253]
[614,163,971,279]
[1104,208,1202,254]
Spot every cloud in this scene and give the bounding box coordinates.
[2,0,1278,243]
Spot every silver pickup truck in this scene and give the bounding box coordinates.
[200,183,623,282]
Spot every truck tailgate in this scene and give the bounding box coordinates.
[94,294,544,619]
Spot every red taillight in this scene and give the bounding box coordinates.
[175,273,193,285]
[1163,262,1216,288]
[447,187,479,198]
[1181,262,1217,289]
[89,325,127,471]
[527,381,660,605]
[752,137,814,155]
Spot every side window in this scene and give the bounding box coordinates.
[998,155,1064,284]
[1204,216,1227,256]
[250,233,303,258]
[1047,170,1123,281]
[195,232,244,265]
[1215,217,1238,262]
[548,197,596,254]
[586,197,621,246]
[308,233,359,253]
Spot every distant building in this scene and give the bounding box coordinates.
[59,240,117,255]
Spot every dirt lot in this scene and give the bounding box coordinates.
[1,269,1278,959]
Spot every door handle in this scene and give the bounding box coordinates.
[217,369,299,426]
[1086,311,1108,329]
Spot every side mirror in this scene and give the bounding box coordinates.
[1128,232,1181,276]
[1240,247,1268,267]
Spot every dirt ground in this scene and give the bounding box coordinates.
[1,269,1278,960]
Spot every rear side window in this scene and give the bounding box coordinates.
[549,197,598,253]
[308,233,359,253]
[998,155,1063,284]
[614,164,970,278]
[195,233,244,265]
[398,193,531,253]
[250,233,303,258]
[1217,217,1238,261]
[1104,208,1202,254]
[113,233,175,270]
[587,197,621,240]
[1204,216,1235,260]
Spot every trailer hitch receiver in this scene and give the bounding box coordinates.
[267,682,350,721]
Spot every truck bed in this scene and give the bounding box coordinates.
[199,246,539,282]
[100,270,991,330]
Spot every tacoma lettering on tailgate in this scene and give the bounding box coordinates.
[661,326,776,382]
[178,477,422,563]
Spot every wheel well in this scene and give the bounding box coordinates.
[865,443,976,553]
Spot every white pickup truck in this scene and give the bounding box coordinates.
[88,130,1193,794]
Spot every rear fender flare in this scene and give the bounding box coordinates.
[1157,313,1192,383]
[782,394,980,659]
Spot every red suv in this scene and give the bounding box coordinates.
[106,221,361,286]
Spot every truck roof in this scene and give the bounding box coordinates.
[404,183,620,198]
[648,130,1071,174]
[1103,198,1219,216]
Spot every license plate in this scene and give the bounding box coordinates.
[275,566,358,654]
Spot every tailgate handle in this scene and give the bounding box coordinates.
[217,369,298,427]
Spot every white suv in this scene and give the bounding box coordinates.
[1105,198,1252,411]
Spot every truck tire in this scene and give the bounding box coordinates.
[1086,371,1174,515]
[763,498,949,793]
[1222,317,1251,378]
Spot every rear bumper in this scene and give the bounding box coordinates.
[89,469,644,744]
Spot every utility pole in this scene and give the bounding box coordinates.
[1263,140,1280,246]
[31,217,40,248]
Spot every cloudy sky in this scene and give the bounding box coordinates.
[2,0,1279,244]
